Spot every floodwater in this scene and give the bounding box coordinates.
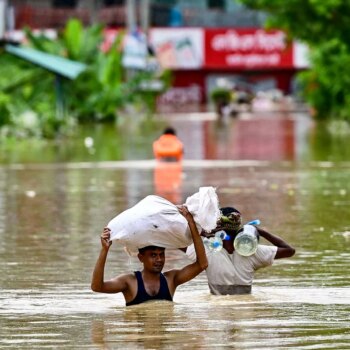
[1,107,350,349]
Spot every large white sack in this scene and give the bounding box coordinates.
[108,195,190,253]
[107,187,220,254]
[185,186,221,232]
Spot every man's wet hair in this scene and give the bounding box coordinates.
[163,127,176,135]
[138,246,166,254]
[220,207,241,216]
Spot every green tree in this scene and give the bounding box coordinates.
[1,19,170,138]
[238,0,350,120]
[26,19,167,122]
[0,51,57,138]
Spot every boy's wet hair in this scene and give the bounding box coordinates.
[138,246,165,254]
[217,207,242,234]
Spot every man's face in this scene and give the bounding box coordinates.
[138,248,165,273]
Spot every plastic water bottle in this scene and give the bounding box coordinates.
[204,237,223,252]
[234,224,259,256]
[246,219,261,226]
[215,230,230,241]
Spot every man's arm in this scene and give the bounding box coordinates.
[91,227,129,293]
[169,206,208,288]
[257,227,295,259]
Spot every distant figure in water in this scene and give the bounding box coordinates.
[153,127,184,162]
[153,127,184,203]
[183,207,295,295]
[91,206,208,306]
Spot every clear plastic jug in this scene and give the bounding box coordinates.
[234,224,259,256]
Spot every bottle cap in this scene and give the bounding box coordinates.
[212,240,221,248]
[246,219,261,226]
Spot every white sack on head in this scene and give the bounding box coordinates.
[107,195,191,254]
[185,186,221,232]
[107,187,220,255]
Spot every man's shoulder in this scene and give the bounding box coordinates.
[163,269,180,278]
[248,245,277,268]
[240,245,277,262]
[163,268,187,284]
[116,271,137,282]
[256,244,278,255]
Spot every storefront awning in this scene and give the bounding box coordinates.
[5,44,86,79]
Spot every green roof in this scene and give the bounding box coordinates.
[5,44,86,80]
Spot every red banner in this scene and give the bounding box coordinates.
[204,29,294,69]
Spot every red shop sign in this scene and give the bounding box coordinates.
[204,28,294,69]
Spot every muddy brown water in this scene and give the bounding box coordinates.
[1,110,350,349]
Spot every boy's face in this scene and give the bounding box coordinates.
[138,248,165,273]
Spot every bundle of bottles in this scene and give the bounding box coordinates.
[203,219,260,256]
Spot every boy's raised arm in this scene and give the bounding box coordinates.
[91,227,128,294]
[171,205,208,287]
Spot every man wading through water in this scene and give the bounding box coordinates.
[91,205,208,306]
[183,207,295,295]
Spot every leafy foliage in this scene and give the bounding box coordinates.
[299,39,350,119]
[1,19,170,138]
[0,52,59,138]
[239,0,350,45]
[239,0,350,120]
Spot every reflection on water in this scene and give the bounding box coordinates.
[0,109,335,164]
[1,110,350,348]
[154,161,183,204]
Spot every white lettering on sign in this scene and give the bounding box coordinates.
[159,85,202,104]
[226,53,281,67]
[211,30,286,52]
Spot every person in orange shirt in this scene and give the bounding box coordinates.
[153,127,184,203]
[153,127,184,162]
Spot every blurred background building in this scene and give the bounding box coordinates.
[4,0,309,106]
[10,0,267,29]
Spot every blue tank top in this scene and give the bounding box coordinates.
[126,271,173,306]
